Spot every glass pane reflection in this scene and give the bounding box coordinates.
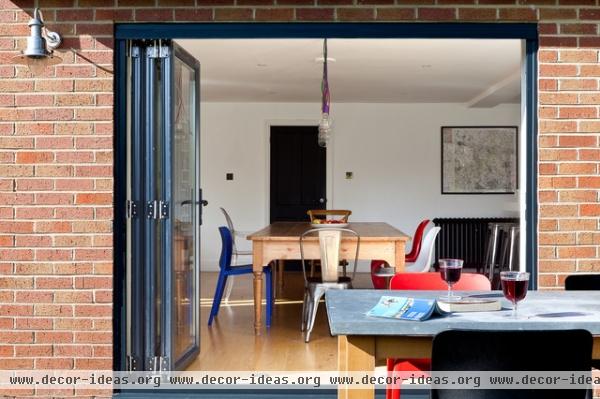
[172,57,197,361]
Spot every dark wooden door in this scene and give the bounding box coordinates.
[270,126,326,222]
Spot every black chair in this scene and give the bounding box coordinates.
[565,274,600,291]
[431,329,592,399]
[564,274,600,370]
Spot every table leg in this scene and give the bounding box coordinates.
[253,271,262,335]
[338,337,348,399]
[337,335,376,399]
[395,241,405,274]
[253,241,264,335]
[277,259,284,296]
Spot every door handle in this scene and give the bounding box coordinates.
[181,199,208,206]
[198,189,207,226]
[319,198,326,204]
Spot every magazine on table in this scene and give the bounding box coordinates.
[367,295,502,321]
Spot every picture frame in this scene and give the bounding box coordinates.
[441,126,518,194]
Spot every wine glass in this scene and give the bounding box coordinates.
[439,259,463,301]
[500,271,530,318]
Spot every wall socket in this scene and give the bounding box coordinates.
[226,173,234,181]
[345,172,353,179]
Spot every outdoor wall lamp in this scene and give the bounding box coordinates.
[11,8,62,75]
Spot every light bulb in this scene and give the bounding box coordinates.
[25,57,49,75]
[318,113,333,147]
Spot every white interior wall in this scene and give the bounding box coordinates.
[200,102,520,271]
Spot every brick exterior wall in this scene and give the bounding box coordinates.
[0,0,599,396]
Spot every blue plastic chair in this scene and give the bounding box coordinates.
[208,226,273,326]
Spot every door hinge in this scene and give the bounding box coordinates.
[126,200,139,219]
[146,45,170,59]
[159,200,169,219]
[146,200,169,220]
[147,356,169,372]
[126,355,138,372]
[129,45,140,58]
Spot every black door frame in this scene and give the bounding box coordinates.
[114,23,538,394]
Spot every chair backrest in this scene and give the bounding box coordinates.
[318,229,341,282]
[220,207,238,252]
[307,209,352,223]
[218,226,233,271]
[482,223,501,280]
[431,329,592,399]
[390,272,491,291]
[405,226,441,273]
[565,274,600,290]
[300,227,360,283]
[406,219,430,259]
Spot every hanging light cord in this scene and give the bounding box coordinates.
[321,38,330,115]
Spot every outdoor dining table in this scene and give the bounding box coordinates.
[247,222,410,334]
[326,289,600,399]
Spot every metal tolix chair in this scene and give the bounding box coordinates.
[299,227,360,343]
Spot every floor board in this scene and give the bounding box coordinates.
[188,271,375,371]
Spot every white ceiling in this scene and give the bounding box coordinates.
[177,38,521,106]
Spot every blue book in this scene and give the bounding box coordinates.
[366,296,438,321]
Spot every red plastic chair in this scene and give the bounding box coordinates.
[389,272,491,291]
[386,272,491,399]
[371,219,430,289]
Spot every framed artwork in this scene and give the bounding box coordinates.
[441,126,518,194]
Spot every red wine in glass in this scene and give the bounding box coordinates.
[502,279,528,302]
[438,259,463,301]
[500,271,530,318]
[441,267,462,285]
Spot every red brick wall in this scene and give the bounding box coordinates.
[1,0,599,395]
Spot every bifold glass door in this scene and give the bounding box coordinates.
[169,44,202,369]
[125,40,202,371]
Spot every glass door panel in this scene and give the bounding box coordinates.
[150,43,166,370]
[126,41,146,372]
[169,44,200,367]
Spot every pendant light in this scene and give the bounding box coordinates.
[318,38,333,148]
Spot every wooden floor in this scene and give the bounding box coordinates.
[186,271,374,371]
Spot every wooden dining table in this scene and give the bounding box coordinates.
[247,222,410,334]
[326,289,600,399]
